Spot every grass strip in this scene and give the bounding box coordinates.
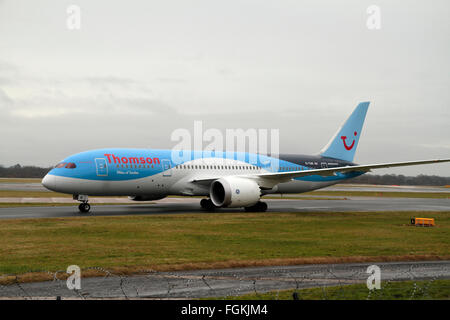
[219,279,450,300]
[0,211,448,282]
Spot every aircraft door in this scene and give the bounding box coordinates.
[95,158,108,176]
[162,159,172,177]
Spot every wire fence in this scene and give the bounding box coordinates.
[0,262,449,300]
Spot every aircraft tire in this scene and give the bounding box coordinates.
[245,201,267,212]
[78,203,91,213]
[200,199,216,211]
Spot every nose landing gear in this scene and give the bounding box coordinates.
[78,202,91,213]
[74,195,91,213]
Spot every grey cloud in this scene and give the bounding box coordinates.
[0,88,13,106]
[0,0,448,176]
[83,76,140,87]
[157,77,187,84]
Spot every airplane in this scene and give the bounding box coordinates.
[42,102,450,213]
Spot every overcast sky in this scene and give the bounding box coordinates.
[0,0,449,176]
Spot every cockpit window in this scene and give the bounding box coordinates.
[65,163,77,169]
[55,162,66,168]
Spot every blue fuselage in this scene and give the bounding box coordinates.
[42,148,362,197]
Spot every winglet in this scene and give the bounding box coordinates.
[319,102,370,162]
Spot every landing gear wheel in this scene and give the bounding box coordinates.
[200,199,208,209]
[259,202,268,212]
[78,203,91,213]
[244,201,268,212]
[200,199,216,211]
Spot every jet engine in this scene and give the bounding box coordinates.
[210,177,261,208]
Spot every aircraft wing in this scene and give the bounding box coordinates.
[191,159,450,188]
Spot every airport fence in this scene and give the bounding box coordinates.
[1,263,449,300]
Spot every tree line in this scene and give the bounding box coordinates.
[341,173,450,186]
[0,164,449,186]
[0,164,52,178]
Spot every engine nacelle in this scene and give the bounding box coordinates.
[128,195,166,201]
[210,177,261,208]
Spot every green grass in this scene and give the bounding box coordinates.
[220,279,450,300]
[0,211,448,276]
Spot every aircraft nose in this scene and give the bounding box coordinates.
[42,174,55,190]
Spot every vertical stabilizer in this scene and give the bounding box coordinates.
[319,102,369,162]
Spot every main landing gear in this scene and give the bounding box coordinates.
[74,195,91,213]
[244,201,268,212]
[200,198,216,211]
[200,199,268,212]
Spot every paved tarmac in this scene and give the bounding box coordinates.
[1,260,448,299]
[0,182,46,191]
[0,196,449,219]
